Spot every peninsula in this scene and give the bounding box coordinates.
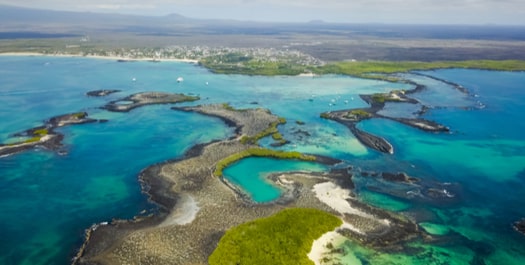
[74,103,427,265]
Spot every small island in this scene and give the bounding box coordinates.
[0,112,98,157]
[86,89,121,97]
[321,80,450,154]
[103,92,200,112]
[1,92,200,157]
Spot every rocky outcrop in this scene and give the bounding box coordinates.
[103,92,199,112]
[86,89,121,97]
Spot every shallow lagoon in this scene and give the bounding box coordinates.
[223,157,327,202]
[1,57,525,264]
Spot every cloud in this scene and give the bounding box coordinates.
[0,0,523,24]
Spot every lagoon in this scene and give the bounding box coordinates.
[223,157,327,202]
[1,56,525,264]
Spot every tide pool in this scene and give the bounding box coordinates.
[1,56,525,264]
[222,157,327,202]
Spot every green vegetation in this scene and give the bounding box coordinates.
[203,60,306,76]
[346,109,372,119]
[202,57,525,80]
[313,60,525,80]
[221,103,236,111]
[72,112,87,119]
[272,132,284,141]
[200,54,308,76]
[179,95,200,102]
[214,148,316,177]
[33,128,49,136]
[23,136,42,144]
[320,113,331,119]
[208,208,342,265]
[240,117,287,145]
[371,93,388,104]
[14,128,50,144]
[271,132,288,146]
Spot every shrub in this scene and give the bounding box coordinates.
[213,148,316,177]
[208,208,342,265]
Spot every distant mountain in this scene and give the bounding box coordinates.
[1,5,524,41]
[0,5,195,32]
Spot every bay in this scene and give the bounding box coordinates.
[1,56,525,264]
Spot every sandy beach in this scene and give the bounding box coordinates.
[159,194,200,227]
[313,182,373,222]
[0,52,199,63]
[308,226,346,265]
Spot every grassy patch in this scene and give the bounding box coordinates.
[346,109,372,119]
[33,128,49,136]
[203,58,525,81]
[214,148,316,177]
[272,132,284,141]
[72,112,87,119]
[208,208,342,265]
[240,117,287,145]
[221,103,236,111]
[320,113,331,119]
[371,93,388,104]
[23,136,42,144]
[313,60,525,80]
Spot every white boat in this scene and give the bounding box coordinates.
[177,77,184,83]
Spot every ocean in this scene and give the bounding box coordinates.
[0,56,524,264]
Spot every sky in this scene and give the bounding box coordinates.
[1,0,524,25]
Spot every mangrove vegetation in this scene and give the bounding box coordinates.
[208,208,342,265]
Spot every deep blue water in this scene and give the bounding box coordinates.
[1,56,525,264]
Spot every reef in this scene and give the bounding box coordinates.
[321,82,450,154]
[359,170,462,206]
[74,104,428,265]
[0,112,98,157]
[103,92,199,112]
[86,89,121,97]
[1,92,199,157]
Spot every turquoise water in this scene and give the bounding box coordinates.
[1,56,525,264]
[352,69,525,264]
[223,157,327,202]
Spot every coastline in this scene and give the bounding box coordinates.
[0,52,199,63]
[75,104,426,265]
[321,76,452,154]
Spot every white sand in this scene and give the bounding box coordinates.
[308,222,360,265]
[0,52,199,63]
[40,135,54,142]
[312,182,373,221]
[158,194,199,227]
[297,72,317,77]
[308,230,342,265]
[313,182,392,228]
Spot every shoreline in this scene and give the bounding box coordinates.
[75,104,426,265]
[0,52,199,63]
[321,76,452,154]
